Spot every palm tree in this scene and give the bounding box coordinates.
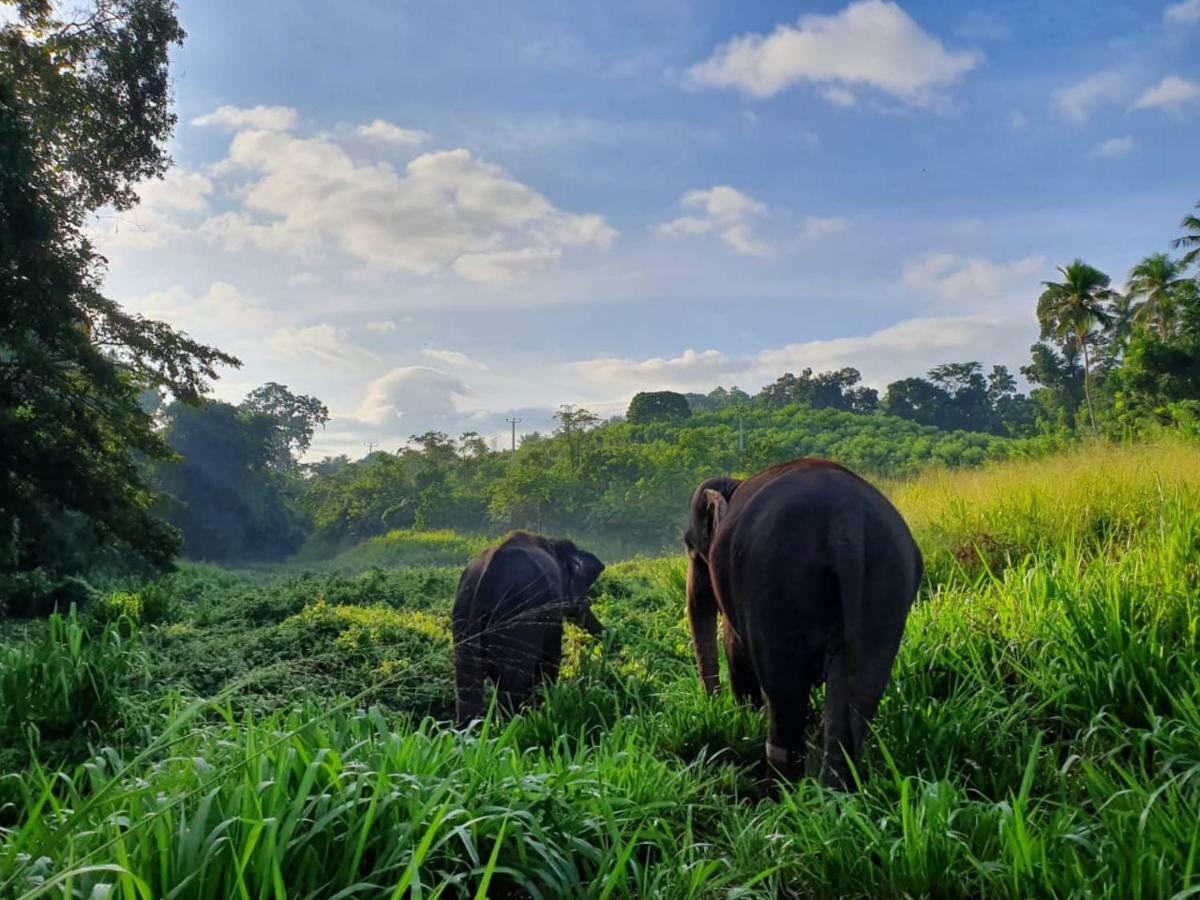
[1037,260,1117,432]
[1175,201,1200,270]
[1105,290,1139,353]
[1126,253,1191,340]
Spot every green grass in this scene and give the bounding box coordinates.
[1,441,1199,897]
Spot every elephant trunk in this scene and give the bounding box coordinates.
[687,557,720,695]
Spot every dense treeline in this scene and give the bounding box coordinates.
[296,405,1054,557]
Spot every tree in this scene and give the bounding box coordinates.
[1126,253,1191,341]
[1022,341,1084,427]
[1174,200,1200,270]
[240,382,329,470]
[156,401,306,561]
[1,3,237,599]
[553,405,599,470]
[755,368,877,413]
[627,391,692,424]
[1036,261,1117,432]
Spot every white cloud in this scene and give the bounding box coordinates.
[823,86,858,108]
[198,130,615,282]
[686,0,981,108]
[137,169,213,213]
[365,320,398,334]
[452,246,563,284]
[268,323,380,369]
[1051,70,1129,123]
[353,366,471,427]
[1132,75,1200,112]
[658,186,772,257]
[1165,0,1200,24]
[287,272,323,287]
[1089,136,1138,159]
[573,348,734,393]
[798,216,850,240]
[423,348,490,370]
[356,119,429,146]
[120,282,273,340]
[1008,110,1028,132]
[747,314,1033,387]
[92,168,213,251]
[193,105,298,132]
[902,253,1045,308]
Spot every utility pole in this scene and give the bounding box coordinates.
[364,440,378,456]
[505,417,521,459]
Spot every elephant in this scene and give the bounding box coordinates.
[683,459,923,789]
[452,531,605,726]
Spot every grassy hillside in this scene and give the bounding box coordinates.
[1,441,1198,897]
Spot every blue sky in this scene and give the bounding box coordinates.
[93,0,1200,457]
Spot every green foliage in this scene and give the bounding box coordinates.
[626,390,691,423]
[0,608,145,753]
[2,443,1200,896]
[155,398,308,562]
[301,404,1053,557]
[0,3,237,594]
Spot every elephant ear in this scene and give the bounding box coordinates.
[569,550,604,595]
[703,488,729,533]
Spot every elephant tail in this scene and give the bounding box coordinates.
[835,507,867,679]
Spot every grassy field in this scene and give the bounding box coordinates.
[1,440,1199,897]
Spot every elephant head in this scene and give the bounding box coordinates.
[683,477,740,694]
[552,539,606,635]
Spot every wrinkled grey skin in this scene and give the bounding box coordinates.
[453,531,605,726]
[684,459,923,789]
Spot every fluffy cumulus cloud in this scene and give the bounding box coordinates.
[193,104,298,132]
[1090,136,1138,159]
[658,186,772,257]
[686,0,981,109]
[352,366,471,428]
[104,106,616,286]
[1165,0,1200,24]
[902,253,1045,309]
[1132,75,1200,112]
[1050,70,1129,123]
[189,123,615,283]
[267,323,380,369]
[356,119,429,146]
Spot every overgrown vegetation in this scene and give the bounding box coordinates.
[0,442,1198,896]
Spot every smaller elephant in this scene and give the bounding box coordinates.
[453,531,605,726]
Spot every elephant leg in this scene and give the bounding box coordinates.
[453,641,485,726]
[491,625,548,715]
[759,650,817,781]
[724,625,761,707]
[820,617,905,790]
[536,625,565,688]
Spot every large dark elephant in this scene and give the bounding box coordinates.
[684,459,923,788]
[453,531,605,726]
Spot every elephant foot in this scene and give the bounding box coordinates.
[765,741,804,781]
